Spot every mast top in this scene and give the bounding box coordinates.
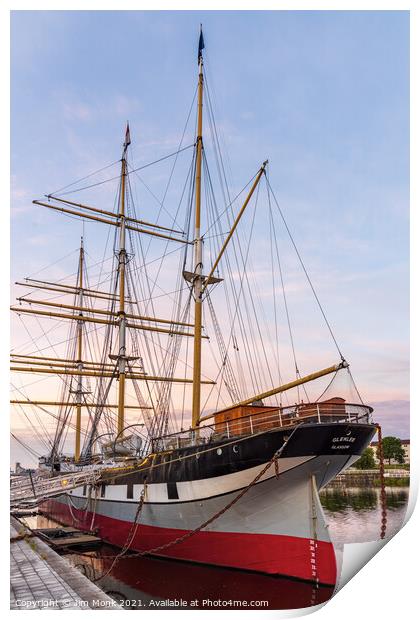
[123,122,131,154]
[198,25,205,65]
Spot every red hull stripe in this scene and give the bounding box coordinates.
[43,499,337,585]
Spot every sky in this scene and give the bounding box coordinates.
[10,10,409,466]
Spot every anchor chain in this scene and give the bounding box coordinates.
[67,428,305,575]
[66,449,283,575]
[375,423,387,539]
[93,479,148,582]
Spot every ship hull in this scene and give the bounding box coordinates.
[41,422,376,586]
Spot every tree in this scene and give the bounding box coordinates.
[378,436,405,465]
[353,447,376,470]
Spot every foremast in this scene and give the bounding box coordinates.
[117,125,130,435]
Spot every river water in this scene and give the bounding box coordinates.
[24,486,409,611]
[321,486,408,544]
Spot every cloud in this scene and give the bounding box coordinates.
[63,101,92,122]
[59,92,142,125]
[11,205,32,218]
[112,95,141,118]
[27,234,52,247]
[368,400,410,438]
[11,186,29,201]
[10,176,32,217]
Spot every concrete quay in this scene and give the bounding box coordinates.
[10,516,120,610]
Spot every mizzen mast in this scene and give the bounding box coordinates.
[74,238,85,462]
[191,27,205,430]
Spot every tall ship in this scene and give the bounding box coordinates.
[11,29,377,587]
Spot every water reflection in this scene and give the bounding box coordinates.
[69,549,334,610]
[24,487,409,610]
[320,487,409,544]
[25,515,333,610]
[321,488,378,512]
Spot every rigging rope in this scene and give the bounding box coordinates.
[10,433,42,459]
[50,144,195,197]
[266,176,309,402]
[47,160,121,197]
[265,176,345,361]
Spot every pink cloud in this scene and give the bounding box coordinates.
[368,400,410,439]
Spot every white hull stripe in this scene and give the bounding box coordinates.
[72,455,315,504]
[52,454,349,541]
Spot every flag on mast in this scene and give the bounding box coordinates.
[124,122,131,148]
[198,26,205,64]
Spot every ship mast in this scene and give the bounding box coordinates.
[190,28,268,428]
[11,114,218,460]
[191,27,205,429]
[117,124,130,436]
[74,238,84,462]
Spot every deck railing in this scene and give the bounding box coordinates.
[152,403,373,451]
[10,469,102,508]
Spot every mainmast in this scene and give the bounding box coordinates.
[191,27,205,429]
[117,124,130,436]
[190,28,267,428]
[74,238,84,462]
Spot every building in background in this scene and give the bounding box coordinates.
[369,439,410,465]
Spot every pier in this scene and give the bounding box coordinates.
[10,517,119,610]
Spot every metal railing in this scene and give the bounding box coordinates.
[152,403,373,451]
[10,469,102,508]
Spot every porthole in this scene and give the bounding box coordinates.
[217,448,222,455]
